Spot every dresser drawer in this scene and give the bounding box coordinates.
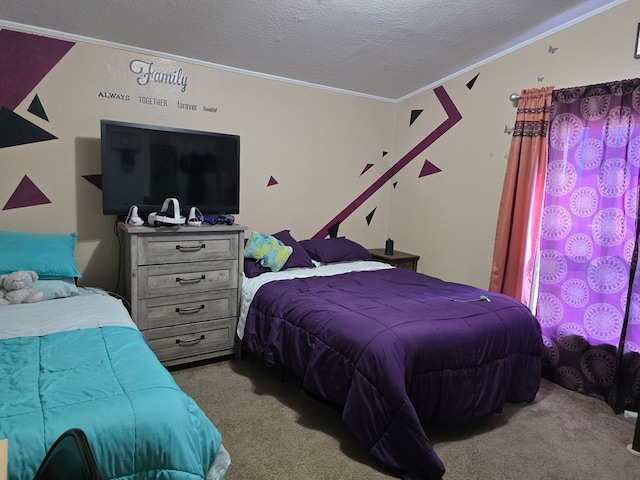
[145,319,234,363]
[138,260,237,298]
[138,233,238,265]
[137,290,237,330]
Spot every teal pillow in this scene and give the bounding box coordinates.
[244,231,293,272]
[33,278,80,300]
[0,231,82,279]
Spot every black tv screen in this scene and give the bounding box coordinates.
[100,120,240,217]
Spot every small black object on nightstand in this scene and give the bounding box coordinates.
[385,238,394,255]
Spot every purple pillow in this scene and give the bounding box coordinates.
[273,230,316,269]
[244,257,269,278]
[243,230,315,277]
[298,237,372,263]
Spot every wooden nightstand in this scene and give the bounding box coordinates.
[368,249,420,272]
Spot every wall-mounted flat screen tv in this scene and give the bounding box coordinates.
[100,120,240,218]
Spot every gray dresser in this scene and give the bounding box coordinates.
[117,223,246,366]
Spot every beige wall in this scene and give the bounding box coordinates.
[1,0,638,291]
[391,0,640,288]
[0,29,395,289]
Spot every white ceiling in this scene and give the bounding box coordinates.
[0,0,623,101]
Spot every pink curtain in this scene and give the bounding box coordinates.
[489,87,554,307]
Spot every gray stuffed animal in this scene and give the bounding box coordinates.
[0,270,44,305]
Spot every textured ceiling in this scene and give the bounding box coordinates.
[0,0,622,100]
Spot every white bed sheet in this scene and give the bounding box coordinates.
[238,260,392,339]
[0,293,137,340]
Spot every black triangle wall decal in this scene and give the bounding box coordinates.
[28,94,49,121]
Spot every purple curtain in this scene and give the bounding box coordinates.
[536,79,640,411]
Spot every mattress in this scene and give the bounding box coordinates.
[240,262,542,479]
[0,293,229,480]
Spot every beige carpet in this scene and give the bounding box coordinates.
[171,355,639,479]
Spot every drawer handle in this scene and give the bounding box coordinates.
[176,244,206,252]
[176,274,205,284]
[176,304,205,314]
[176,335,205,346]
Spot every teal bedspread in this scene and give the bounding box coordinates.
[0,326,222,480]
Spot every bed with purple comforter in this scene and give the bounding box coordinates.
[240,261,542,479]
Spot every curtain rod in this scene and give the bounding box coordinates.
[509,93,520,102]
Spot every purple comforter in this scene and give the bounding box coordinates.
[242,267,542,479]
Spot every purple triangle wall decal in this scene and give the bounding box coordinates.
[418,159,441,178]
[360,163,374,175]
[3,175,51,210]
[82,174,102,190]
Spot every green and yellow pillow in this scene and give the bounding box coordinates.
[244,231,293,272]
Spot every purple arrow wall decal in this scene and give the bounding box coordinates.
[312,86,462,238]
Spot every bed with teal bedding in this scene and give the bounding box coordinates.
[0,292,229,480]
